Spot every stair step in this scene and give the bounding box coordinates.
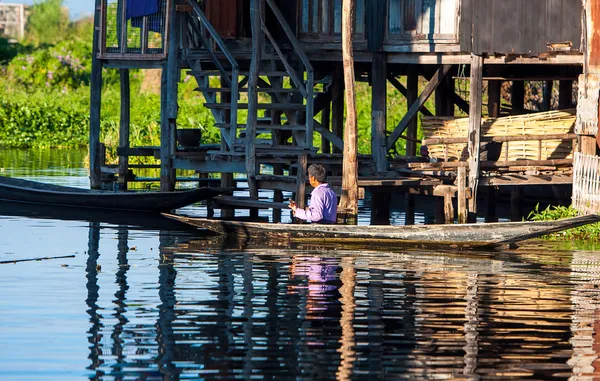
[204,103,306,110]
[196,87,302,93]
[188,70,290,77]
[215,123,306,131]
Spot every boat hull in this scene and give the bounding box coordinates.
[163,213,600,249]
[0,176,231,212]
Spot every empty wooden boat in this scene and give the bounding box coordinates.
[0,176,231,212]
[162,213,600,249]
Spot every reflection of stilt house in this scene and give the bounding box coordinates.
[90,0,585,222]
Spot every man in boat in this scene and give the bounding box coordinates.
[288,164,338,224]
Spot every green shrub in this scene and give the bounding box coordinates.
[528,204,600,240]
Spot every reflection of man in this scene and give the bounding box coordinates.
[288,164,338,224]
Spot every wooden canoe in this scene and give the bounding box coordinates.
[162,213,600,249]
[0,176,231,212]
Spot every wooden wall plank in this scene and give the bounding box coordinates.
[438,0,457,35]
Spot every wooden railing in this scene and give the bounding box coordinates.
[265,0,315,148]
[98,0,169,59]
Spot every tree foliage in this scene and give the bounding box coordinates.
[25,0,70,46]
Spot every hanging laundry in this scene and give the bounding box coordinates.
[126,0,160,19]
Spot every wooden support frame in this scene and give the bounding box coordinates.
[487,80,501,118]
[386,74,433,117]
[386,64,452,151]
[467,54,483,215]
[511,80,525,115]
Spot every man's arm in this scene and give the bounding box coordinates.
[294,191,325,222]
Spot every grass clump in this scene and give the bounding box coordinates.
[528,204,600,241]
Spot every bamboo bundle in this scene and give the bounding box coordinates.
[422,109,576,161]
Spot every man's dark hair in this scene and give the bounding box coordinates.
[308,164,328,183]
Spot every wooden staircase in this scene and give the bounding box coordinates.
[184,0,317,166]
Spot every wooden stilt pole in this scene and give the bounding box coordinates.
[370,190,390,225]
[543,80,553,111]
[371,53,387,173]
[160,0,179,191]
[511,81,525,115]
[272,110,283,223]
[89,0,103,189]
[321,104,331,154]
[444,190,455,224]
[457,166,468,224]
[488,80,501,118]
[485,187,497,222]
[467,54,484,219]
[405,193,415,225]
[295,154,308,212]
[221,77,234,218]
[118,69,130,191]
[510,186,523,222]
[339,0,358,217]
[246,0,264,201]
[558,80,573,109]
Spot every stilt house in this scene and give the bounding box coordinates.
[90,0,586,222]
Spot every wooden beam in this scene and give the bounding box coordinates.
[89,0,103,189]
[467,54,483,214]
[118,69,130,190]
[386,64,452,150]
[372,53,387,173]
[386,74,433,117]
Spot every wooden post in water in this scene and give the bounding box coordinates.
[371,53,387,173]
[457,166,468,224]
[246,0,264,201]
[118,69,130,191]
[467,54,483,220]
[338,0,359,217]
[221,77,235,218]
[295,154,308,212]
[485,78,501,222]
[160,0,179,191]
[89,0,103,189]
[272,110,284,222]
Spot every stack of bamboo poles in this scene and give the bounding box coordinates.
[422,109,576,162]
[573,152,600,215]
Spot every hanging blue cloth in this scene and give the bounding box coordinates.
[126,0,160,19]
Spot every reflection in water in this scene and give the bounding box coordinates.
[75,232,600,380]
[6,193,600,379]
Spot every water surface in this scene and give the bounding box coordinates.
[2,149,600,380]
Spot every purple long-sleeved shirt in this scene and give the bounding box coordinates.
[294,183,337,223]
